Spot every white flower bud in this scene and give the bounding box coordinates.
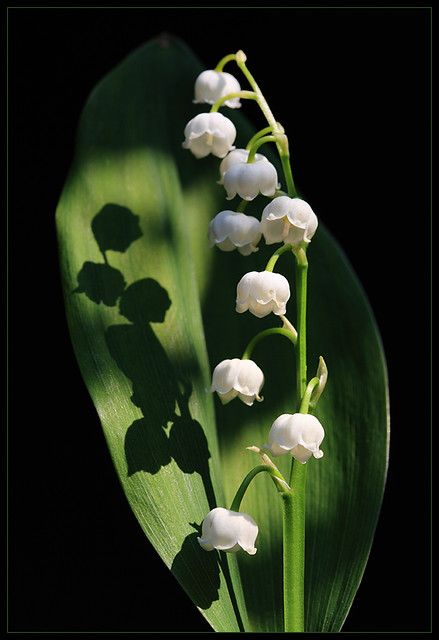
[261,196,318,246]
[211,358,264,406]
[236,271,290,318]
[218,148,267,184]
[266,413,325,463]
[182,112,236,159]
[223,155,279,201]
[197,507,258,555]
[194,70,242,108]
[208,211,261,256]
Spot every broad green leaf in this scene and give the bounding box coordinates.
[56,36,389,632]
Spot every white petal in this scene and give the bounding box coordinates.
[209,210,260,249]
[237,392,257,406]
[285,225,308,246]
[284,198,315,227]
[219,149,266,183]
[262,196,291,217]
[256,162,279,197]
[194,70,241,107]
[256,271,290,305]
[248,300,274,318]
[267,413,325,460]
[236,300,249,314]
[208,210,236,244]
[223,156,277,201]
[236,271,259,305]
[198,508,258,555]
[235,359,264,396]
[183,113,236,159]
[184,135,211,159]
[211,358,240,394]
[197,536,215,551]
[217,389,239,404]
[237,242,259,256]
[216,238,237,252]
[261,216,289,244]
[212,137,235,159]
[267,414,299,453]
[290,444,313,463]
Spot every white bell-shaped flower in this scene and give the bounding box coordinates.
[261,196,318,246]
[223,155,279,201]
[208,210,261,256]
[236,271,290,318]
[218,148,267,184]
[194,70,242,108]
[211,358,264,405]
[182,112,236,159]
[198,507,258,555]
[266,413,325,463]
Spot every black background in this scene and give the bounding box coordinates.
[7,5,430,636]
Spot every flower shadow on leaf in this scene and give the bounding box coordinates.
[91,203,142,254]
[75,204,217,512]
[74,202,222,613]
[74,261,126,306]
[171,532,221,610]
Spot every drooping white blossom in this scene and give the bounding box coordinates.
[194,70,242,108]
[197,507,259,555]
[218,148,267,184]
[236,271,290,318]
[182,112,236,159]
[266,413,325,463]
[261,196,318,246]
[211,358,264,405]
[223,155,279,201]
[208,210,261,256]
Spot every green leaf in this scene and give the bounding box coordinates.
[56,36,389,632]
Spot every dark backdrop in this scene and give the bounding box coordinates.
[8,5,430,636]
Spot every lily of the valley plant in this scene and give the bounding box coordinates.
[183,51,328,633]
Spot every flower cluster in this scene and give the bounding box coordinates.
[183,55,327,557]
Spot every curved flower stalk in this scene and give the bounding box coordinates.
[183,50,327,634]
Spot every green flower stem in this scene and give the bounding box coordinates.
[247,135,278,162]
[230,465,289,512]
[280,151,297,198]
[246,125,275,151]
[299,377,320,414]
[241,327,297,361]
[210,90,257,112]
[214,53,237,71]
[236,199,248,213]
[282,473,306,632]
[283,245,310,633]
[265,243,293,272]
[295,247,309,402]
[236,52,279,133]
[235,52,296,197]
